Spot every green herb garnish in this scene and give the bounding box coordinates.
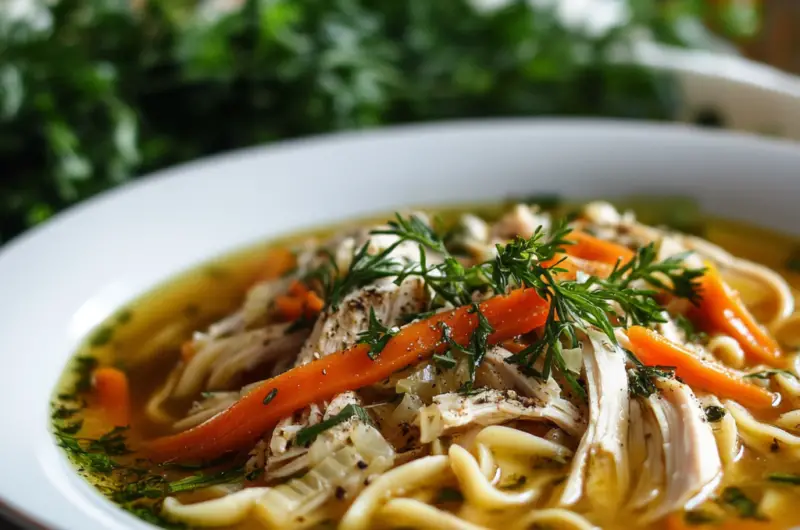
[295,404,372,446]
[745,370,797,380]
[167,466,245,494]
[73,355,98,393]
[684,511,719,525]
[719,487,762,519]
[262,388,278,405]
[627,364,676,398]
[435,487,464,504]
[356,308,397,359]
[89,326,115,347]
[767,473,800,485]
[704,405,726,422]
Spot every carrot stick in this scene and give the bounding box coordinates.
[146,288,550,462]
[691,265,782,365]
[274,295,305,322]
[93,367,131,427]
[304,291,325,316]
[627,326,776,409]
[564,231,635,266]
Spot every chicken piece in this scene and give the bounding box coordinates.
[477,346,584,435]
[417,388,584,443]
[561,328,630,511]
[637,379,722,523]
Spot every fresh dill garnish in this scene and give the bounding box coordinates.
[371,213,448,254]
[52,403,81,420]
[89,326,115,347]
[435,487,464,504]
[167,466,246,494]
[604,242,706,305]
[766,473,800,485]
[58,420,84,435]
[704,405,726,422]
[54,426,131,474]
[327,241,403,310]
[719,487,762,519]
[683,511,719,525]
[745,369,797,380]
[627,364,676,398]
[432,350,457,370]
[73,355,98,393]
[434,309,494,392]
[356,308,397,359]
[295,404,373,446]
[262,388,278,405]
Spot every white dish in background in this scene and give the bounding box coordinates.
[0,120,798,529]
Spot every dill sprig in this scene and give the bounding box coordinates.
[327,241,404,310]
[605,243,706,304]
[371,213,448,254]
[436,304,494,392]
[356,308,397,359]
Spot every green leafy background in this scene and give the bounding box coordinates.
[0,0,757,243]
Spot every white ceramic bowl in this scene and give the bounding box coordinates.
[0,120,799,530]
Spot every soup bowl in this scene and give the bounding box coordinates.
[0,120,799,530]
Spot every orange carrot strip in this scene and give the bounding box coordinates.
[180,341,196,363]
[692,265,782,365]
[93,367,131,427]
[304,291,325,316]
[287,280,309,297]
[146,289,550,462]
[564,231,635,265]
[627,326,776,409]
[274,295,305,322]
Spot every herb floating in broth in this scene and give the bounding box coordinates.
[52,200,800,530]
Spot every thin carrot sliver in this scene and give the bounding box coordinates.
[692,265,782,365]
[274,295,305,322]
[93,367,131,427]
[627,326,776,410]
[146,288,550,462]
[180,341,196,363]
[304,291,325,316]
[287,280,309,297]
[564,231,635,266]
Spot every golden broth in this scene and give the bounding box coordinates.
[51,203,800,530]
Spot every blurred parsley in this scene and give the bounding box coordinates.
[0,0,755,243]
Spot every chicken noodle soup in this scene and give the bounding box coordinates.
[52,200,800,529]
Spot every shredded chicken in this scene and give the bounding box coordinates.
[561,328,630,510]
[637,379,722,522]
[417,388,583,443]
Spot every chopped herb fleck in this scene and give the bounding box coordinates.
[745,369,797,380]
[435,487,464,504]
[73,355,98,393]
[295,404,372,446]
[767,473,800,485]
[719,487,762,519]
[356,308,397,360]
[704,405,726,422]
[684,510,719,525]
[262,388,278,405]
[89,326,114,347]
[167,466,245,494]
